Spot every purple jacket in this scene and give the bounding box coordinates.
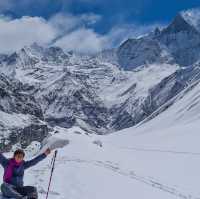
[0,153,46,187]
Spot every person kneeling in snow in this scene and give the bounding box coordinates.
[0,148,51,199]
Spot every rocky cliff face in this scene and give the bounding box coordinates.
[0,73,49,151]
[0,74,43,119]
[117,10,200,69]
[117,37,173,70]
[157,14,200,66]
[0,44,179,133]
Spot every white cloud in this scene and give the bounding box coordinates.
[50,13,104,53]
[0,12,165,54]
[0,16,56,53]
[181,7,200,31]
[104,23,165,48]
[0,13,103,54]
[49,13,101,35]
[54,22,165,54]
[55,28,106,54]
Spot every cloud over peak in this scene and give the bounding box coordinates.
[0,16,56,53]
[0,13,164,54]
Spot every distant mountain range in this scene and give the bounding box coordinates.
[1,8,200,150]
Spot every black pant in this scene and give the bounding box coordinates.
[1,183,38,199]
[15,186,38,199]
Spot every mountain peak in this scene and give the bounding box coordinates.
[154,27,161,36]
[162,13,198,34]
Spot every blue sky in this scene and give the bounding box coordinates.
[0,0,199,53]
[2,0,200,33]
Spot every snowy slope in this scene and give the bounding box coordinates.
[0,51,198,199]
[1,79,198,199]
[98,63,178,108]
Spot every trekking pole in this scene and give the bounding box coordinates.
[46,150,58,199]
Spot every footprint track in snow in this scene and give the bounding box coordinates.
[61,157,200,199]
[30,156,200,199]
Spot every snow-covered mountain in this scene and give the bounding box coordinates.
[117,11,200,69]
[1,8,200,139]
[157,13,200,66]
[15,76,200,199]
[0,43,180,134]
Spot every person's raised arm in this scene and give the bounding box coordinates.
[24,149,51,169]
[0,153,9,167]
